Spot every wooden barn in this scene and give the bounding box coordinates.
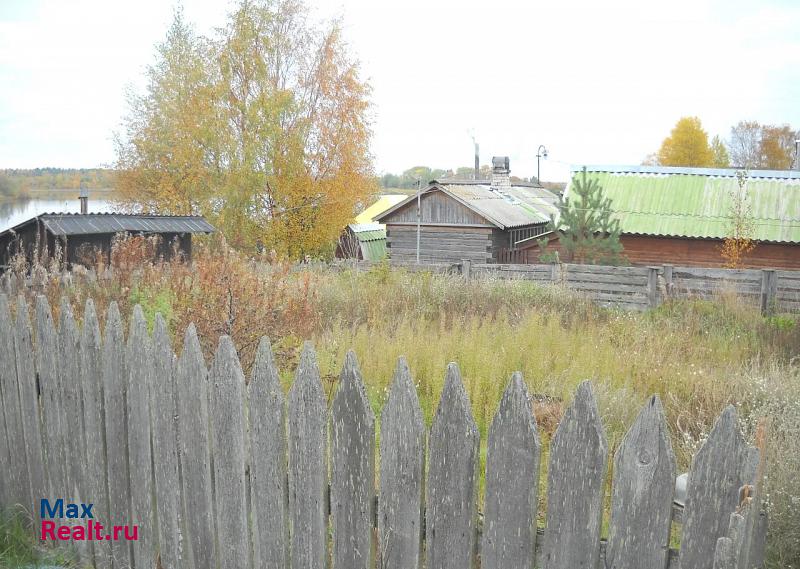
[0,212,215,270]
[529,165,800,269]
[374,157,559,263]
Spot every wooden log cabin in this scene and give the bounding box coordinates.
[527,165,800,269]
[374,157,559,263]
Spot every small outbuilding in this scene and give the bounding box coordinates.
[374,157,559,263]
[530,165,800,269]
[0,212,215,270]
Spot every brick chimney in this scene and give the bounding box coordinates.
[490,156,511,190]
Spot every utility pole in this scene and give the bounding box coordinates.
[416,179,422,263]
[537,145,548,184]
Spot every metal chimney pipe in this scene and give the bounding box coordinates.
[79,187,88,214]
[474,142,480,180]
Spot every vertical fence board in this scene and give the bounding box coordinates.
[81,300,111,569]
[103,302,132,568]
[378,357,425,569]
[606,395,676,569]
[0,298,10,507]
[177,325,216,569]
[249,337,288,569]
[482,372,540,569]
[331,351,375,569]
[541,380,608,569]
[210,336,249,569]
[14,295,46,518]
[151,314,181,569]
[58,298,86,561]
[58,299,84,502]
[425,363,480,569]
[35,296,67,502]
[127,306,155,569]
[0,295,27,509]
[680,406,752,569]
[288,343,327,569]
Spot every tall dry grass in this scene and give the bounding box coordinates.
[8,237,800,567]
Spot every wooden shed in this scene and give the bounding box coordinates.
[0,213,215,270]
[375,157,559,263]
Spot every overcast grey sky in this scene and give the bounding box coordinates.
[1,0,798,181]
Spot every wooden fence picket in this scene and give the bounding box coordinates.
[331,350,375,569]
[127,306,155,569]
[58,299,84,504]
[606,395,676,569]
[102,302,132,569]
[176,324,216,569]
[34,296,67,502]
[14,295,46,519]
[425,363,480,569]
[680,406,755,569]
[0,296,773,569]
[0,295,26,509]
[80,300,111,569]
[482,372,540,569]
[541,380,608,569]
[378,357,425,569]
[209,336,249,569]
[150,314,181,569]
[288,342,328,569]
[249,337,288,569]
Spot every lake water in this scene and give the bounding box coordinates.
[0,192,117,233]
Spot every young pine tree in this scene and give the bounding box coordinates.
[543,167,624,265]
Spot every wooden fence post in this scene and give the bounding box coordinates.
[606,395,675,569]
[177,325,216,569]
[127,306,155,569]
[482,373,540,569]
[210,336,249,569]
[249,337,289,569]
[150,314,181,569]
[680,406,755,569]
[461,259,472,281]
[103,302,132,569]
[80,300,111,569]
[378,357,425,569]
[647,267,660,308]
[0,296,27,511]
[541,381,608,569]
[331,351,375,569]
[15,295,46,521]
[550,263,561,283]
[760,270,777,315]
[288,343,327,569]
[426,363,480,569]
[663,264,674,298]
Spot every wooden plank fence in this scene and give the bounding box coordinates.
[0,295,769,569]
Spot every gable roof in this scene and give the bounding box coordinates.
[347,222,387,261]
[355,195,406,224]
[375,181,559,229]
[565,166,800,244]
[0,213,215,238]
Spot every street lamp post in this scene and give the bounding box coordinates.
[536,145,548,184]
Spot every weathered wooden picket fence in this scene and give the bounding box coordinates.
[0,295,768,569]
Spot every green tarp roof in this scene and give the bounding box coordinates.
[566,166,800,243]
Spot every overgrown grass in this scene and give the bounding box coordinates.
[9,238,800,568]
[0,507,81,568]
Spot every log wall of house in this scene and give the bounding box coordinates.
[386,225,492,263]
[384,190,490,225]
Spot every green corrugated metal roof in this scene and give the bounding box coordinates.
[348,223,387,261]
[566,166,800,243]
[359,238,387,261]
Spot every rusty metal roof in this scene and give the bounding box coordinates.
[375,182,559,229]
[0,213,215,238]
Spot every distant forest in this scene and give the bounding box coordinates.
[378,165,565,192]
[0,168,115,198]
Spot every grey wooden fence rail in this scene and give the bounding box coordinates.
[329,259,800,314]
[0,295,768,569]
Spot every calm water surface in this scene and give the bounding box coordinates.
[0,192,117,233]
